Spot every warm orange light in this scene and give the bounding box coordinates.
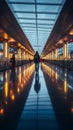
[55,72,58,80]
[4,82,9,98]
[10,90,13,94]
[42,63,59,82]
[18,48,21,59]
[17,87,20,93]
[15,64,35,92]
[18,43,21,47]
[4,33,8,39]
[64,44,67,58]
[0,108,4,115]
[11,94,15,101]
[10,90,15,101]
[9,38,15,42]
[69,29,73,35]
[64,79,67,93]
[21,83,23,88]
[71,107,73,113]
[55,49,58,59]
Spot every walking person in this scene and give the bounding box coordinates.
[34,51,40,72]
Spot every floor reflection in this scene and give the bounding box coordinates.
[17,65,59,130]
[0,64,35,130]
[34,72,41,94]
[1,62,73,130]
[42,62,73,130]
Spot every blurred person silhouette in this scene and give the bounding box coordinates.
[34,72,41,129]
[34,51,40,72]
[34,72,41,94]
[12,53,16,68]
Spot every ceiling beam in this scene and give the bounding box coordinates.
[22,26,52,29]
[14,11,59,15]
[17,17,56,21]
[20,22,54,26]
[8,2,63,6]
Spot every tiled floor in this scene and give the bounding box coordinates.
[0,63,73,130]
[17,67,59,130]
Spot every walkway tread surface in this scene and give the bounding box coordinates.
[17,66,59,130]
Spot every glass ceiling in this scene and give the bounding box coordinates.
[6,0,66,54]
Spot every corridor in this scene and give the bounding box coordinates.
[0,1,73,129]
[0,63,73,130]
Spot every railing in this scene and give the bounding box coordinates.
[44,59,73,70]
[0,59,33,71]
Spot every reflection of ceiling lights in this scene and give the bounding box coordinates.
[8,38,15,42]
[58,39,63,44]
[63,36,67,42]
[69,29,73,35]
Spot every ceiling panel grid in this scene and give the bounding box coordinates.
[6,0,66,54]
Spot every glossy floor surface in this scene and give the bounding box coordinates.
[0,63,73,130]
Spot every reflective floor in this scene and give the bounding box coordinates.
[0,63,73,130]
